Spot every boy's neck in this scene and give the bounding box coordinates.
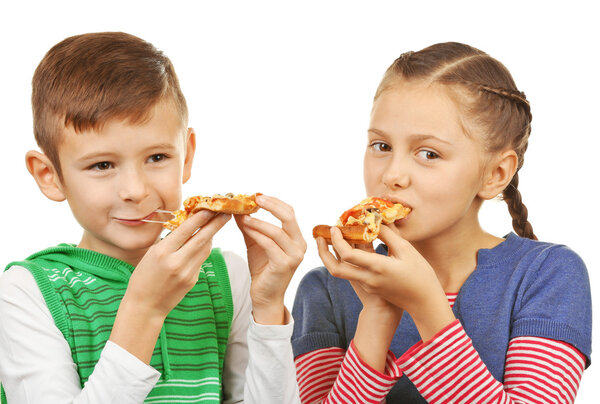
[411,223,504,293]
[77,235,150,267]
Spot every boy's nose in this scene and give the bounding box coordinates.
[118,168,150,202]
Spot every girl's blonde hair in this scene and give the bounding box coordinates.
[376,42,536,240]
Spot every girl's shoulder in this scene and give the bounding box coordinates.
[478,232,588,279]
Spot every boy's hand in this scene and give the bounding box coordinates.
[322,225,454,342]
[110,210,231,363]
[126,210,231,316]
[235,195,306,325]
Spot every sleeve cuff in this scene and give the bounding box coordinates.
[397,319,462,368]
[103,340,161,383]
[249,309,294,340]
[348,340,403,382]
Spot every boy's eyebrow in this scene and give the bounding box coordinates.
[142,143,178,152]
[76,151,119,162]
[367,128,453,145]
[76,144,178,162]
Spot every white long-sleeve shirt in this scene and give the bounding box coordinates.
[0,251,300,404]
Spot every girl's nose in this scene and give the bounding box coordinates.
[118,167,149,202]
[382,156,410,190]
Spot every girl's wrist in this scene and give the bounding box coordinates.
[360,305,403,325]
[408,296,455,342]
[353,307,402,373]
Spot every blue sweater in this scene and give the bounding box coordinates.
[292,233,592,403]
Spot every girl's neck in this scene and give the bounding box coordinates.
[411,222,504,293]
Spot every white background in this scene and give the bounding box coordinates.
[1,0,598,400]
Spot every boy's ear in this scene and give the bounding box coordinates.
[478,150,518,200]
[182,128,196,184]
[25,150,66,202]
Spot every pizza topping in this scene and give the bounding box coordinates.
[163,193,261,230]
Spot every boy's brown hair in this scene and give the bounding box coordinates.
[376,42,536,240]
[32,32,188,178]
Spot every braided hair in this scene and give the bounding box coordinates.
[375,43,537,240]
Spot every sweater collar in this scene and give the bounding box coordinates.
[375,232,525,270]
[23,243,135,282]
[476,232,525,268]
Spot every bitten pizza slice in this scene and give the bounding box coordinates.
[164,193,261,230]
[313,197,411,244]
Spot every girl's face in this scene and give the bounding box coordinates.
[364,81,490,244]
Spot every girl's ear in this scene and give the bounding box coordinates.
[478,150,518,200]
[25,150,66,202]
[182,127,196,184]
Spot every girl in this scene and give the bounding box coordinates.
[292,42,592,403]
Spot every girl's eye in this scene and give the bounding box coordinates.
[417,150,440,161]
[148,153,168,163]
[370,142,392,152]
[90,161,112,171]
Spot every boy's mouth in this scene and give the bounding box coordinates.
[115,212,156,226]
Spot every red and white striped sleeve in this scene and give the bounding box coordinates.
[295,342,402,404]
[295,293,586,403]
[295,346,345,403]
[397,319,586,403]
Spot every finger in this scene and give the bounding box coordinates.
[316,237,369,282]
[255,194,303,242]
[233,214,255,246]
[242,225,292,268]
[239,215,304,256]
[179,213,232,256]
[330,227,381,269]
[161,210,216,250]
[378,225,411,256]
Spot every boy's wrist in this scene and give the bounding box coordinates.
[109,295,167,364]
[251,301,286,325]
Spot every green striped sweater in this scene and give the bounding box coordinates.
[1,244,233,403]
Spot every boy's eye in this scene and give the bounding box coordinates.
[147,153,168,163]
[91,161,112,171]
[417,150,440,161]
[369,142,392,152]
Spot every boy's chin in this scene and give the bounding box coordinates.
[80,227,163,258]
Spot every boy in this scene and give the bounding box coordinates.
[0,32,303,403]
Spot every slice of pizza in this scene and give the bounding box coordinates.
[313,197,411,244]
[164,193,261,230]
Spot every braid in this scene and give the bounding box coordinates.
[502,172,537,240]
[479,85,532,123]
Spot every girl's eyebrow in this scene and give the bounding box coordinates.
[368,128,453,145]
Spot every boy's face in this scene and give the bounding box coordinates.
[55,101,194,264]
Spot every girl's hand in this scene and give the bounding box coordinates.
[316,235,402,319]
[235,194,306,325]
[316,232,402,372]
[111,210,232,362]
[324,225,454,341]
